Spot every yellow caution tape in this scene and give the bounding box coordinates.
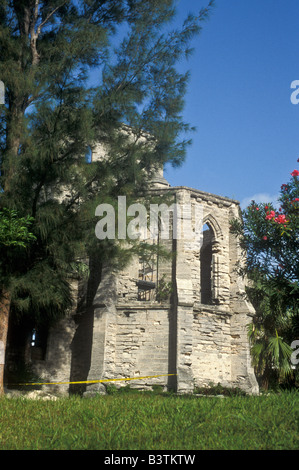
[15,373,177,386]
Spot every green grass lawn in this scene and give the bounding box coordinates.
[0,389,298,450]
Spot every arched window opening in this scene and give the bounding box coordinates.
[200,224,213,305]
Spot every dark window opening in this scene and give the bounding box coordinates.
[137,256,156,301]
[200,224,213,304]
[30,326,48,361]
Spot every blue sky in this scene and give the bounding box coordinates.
[163,0,299,207]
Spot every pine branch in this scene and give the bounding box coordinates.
[36,1,67,36]
[30,1,68,65]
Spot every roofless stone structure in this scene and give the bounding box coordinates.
[15,154,259,396]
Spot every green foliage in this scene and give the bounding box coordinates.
[230,163,299,389]
[0,209,36,249]
[0,208,36,295]
[194,382,247,397]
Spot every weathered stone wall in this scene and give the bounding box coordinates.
[192,307,232,388]
[108,305,171,387]
[18,184,259,396]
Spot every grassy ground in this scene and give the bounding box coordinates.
[0,389,298,450]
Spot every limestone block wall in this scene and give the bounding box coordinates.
[192,307,232,388]
[116,258,140,303]
[23,185,259,396]
[104,305,172,388]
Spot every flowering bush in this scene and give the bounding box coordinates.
[230,162,299,389]
[232,164,299,279]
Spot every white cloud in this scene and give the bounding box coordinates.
[240,193,279,209]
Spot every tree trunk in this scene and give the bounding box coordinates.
[261,374,269,392]
[0,289,11,395]
[3,100,24,193]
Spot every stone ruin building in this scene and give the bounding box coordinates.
[6,142,259,396]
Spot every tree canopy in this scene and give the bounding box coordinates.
[0,0,215,373]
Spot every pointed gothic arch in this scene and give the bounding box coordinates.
[200,214,222,305]
[202,213,222,240]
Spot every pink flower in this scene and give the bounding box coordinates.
[265,210,276,220]
[291,169,299,177]
[274,214,288,224]
[263,236,268,241]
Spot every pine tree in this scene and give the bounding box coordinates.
[0,0,214,393]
